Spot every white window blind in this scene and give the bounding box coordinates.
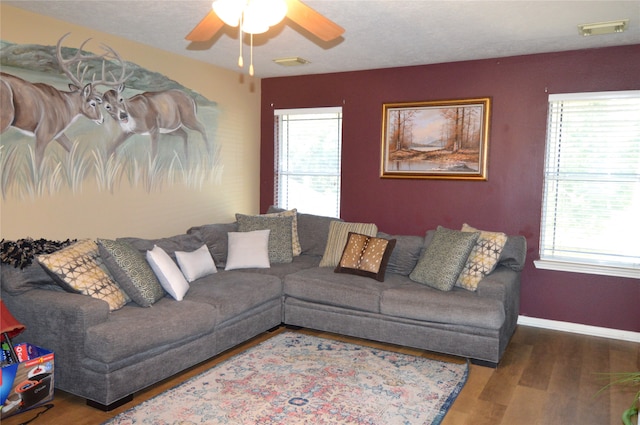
[274,107,342,217]
[536,91,640,278]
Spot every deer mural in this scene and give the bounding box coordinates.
[0,33,128,169]
[100,84,210,159]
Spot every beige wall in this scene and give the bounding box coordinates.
[0,5,260,240]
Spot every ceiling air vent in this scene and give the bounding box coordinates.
[273,57,310,66]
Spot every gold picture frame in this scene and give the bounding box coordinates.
[380,97,491,180]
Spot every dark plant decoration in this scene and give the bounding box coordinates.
[0,238,77,269]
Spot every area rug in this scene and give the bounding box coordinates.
[103,332,468,425]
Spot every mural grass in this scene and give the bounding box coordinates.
[0,38,221,200]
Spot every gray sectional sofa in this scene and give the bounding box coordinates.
[0,209,526,410]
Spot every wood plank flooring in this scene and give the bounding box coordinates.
[2,325,638,425]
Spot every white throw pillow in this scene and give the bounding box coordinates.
[175,244,217,283]
[146,245,189,301]
[225,229,271,270]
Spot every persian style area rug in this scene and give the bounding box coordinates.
[104,332,468,425]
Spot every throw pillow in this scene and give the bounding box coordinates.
[456,223,508,291]
[146,245,189,301]
[335,232,396,281]
[236,214,293,263]
[319,221,378,267]
[268,206,343,256]
[37,239,129,311]
[409,226,479,291]
[262,208,301,256]
[175,244,217,283]
[225,229,271,270]
[98,239,166,307]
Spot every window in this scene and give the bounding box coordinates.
[274,107,342,217]
[535,91,640,278]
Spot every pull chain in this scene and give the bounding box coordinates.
[249,33,255,76]
[238,15,243,69]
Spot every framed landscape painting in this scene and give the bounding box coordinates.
[380,97,491,180]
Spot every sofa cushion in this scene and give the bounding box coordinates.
[284,267,398,313]
[319,221,378,267]
[37,239,129,311]
[146,245,190,301]
[1,263,63,295]
[186,222,238,268]
[381,281,506,330]
[377,232,424,276]
[84,298,217,364]
[185,271,283,323]
[267,206,342,257]
[335,232,396,281]
[236,214,293,263]
[227,255,321,280]
[117,233,204,261]
[175,244,217,282]
[456,224,508,291]
[498,235,527,271]
[409,227,479,291]
[225,230,271,270]
[98,239,166,307]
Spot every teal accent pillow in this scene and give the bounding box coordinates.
[98,239,166,307]
[236,214,294,264]
[409,226,479,291]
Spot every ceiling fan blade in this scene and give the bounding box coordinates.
[185,10,225,42]
[284,0,345,42]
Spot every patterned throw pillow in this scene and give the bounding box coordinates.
[456,223,508,291]
[262,208,301,256]
[319,221,378,267]
[335,232,396,281]
[98,239,166,307]
[409,226,479,291]
[37,239,129,311]
[236,214,293,264]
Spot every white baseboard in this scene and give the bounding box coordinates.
[517,316,640,343]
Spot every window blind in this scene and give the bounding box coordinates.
[274,107,342,217]
[539,91,640,276]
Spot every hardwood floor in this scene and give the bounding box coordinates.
[2,325,638,425]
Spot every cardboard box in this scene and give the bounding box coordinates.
[1,343,54,419]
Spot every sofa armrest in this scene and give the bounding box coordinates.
[2,288,110,363]
[475,266,521,320]
[475,267,519,301]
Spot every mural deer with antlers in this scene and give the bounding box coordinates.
[100,84,210,159]
[0,33,129,169]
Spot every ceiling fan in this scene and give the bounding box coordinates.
[185,0,345,43]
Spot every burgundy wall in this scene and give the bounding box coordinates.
[260,45,640,333]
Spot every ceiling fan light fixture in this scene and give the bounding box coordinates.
[212,0,287,33]
[212,0,242,27]
[578,19,628,36]
[249,0,287,27]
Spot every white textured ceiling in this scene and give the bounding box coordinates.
[4,0,640,78]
